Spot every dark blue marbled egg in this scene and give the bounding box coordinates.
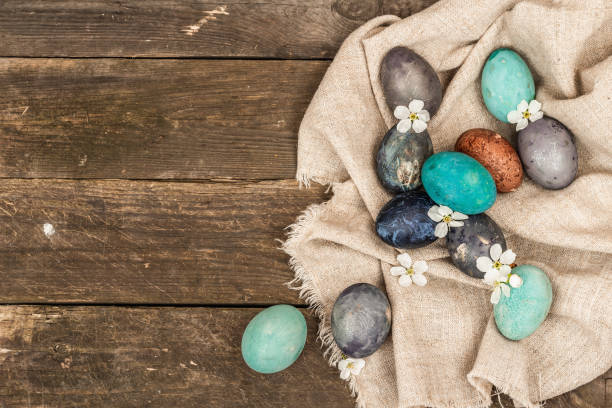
[376,125,433,193]
[375,191,438,249]
[331,283,391,358]
[446,213,506,279]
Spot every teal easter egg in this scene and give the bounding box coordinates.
[481,48,535,122]
[421,152,496,214]
[241,305,307,374]
[494,265,553,341]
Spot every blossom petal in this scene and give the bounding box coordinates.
[490,244,502,261]
[438,205,453,216]
[398,274,413,287]
[509,274,523,288]
[516,118,528,131]
[427,206,443,222]
[352,359,365,373]
[484,269,499,285]
[338,360,349,371]
[397,253,412,268]
[507,110,522,123]
[413,260,428,274]
[390,266,406,276]
[434,222,449,238]
[394,105,410,120]
[418,110,430,122]
[452,211,468,220]
[499,249,516,265]
[477,257,494,273]
[529,110,543,122]
[412,119,427,133]
[501,283,511,297]
[491,287,501,304]
[528,99,541,113]
[449,220,464,228]
[499,264,512,278]
[340,368,351,380]
[412,273,427,286]
[517,100,529,112]
[408,99,424,113]
[397,119,412,133]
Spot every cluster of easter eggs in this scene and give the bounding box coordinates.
[373,46,565,341]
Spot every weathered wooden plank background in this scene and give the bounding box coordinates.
[0,0,608,407]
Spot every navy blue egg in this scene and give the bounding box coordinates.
[375,191,438,249]
[376,125,433,193]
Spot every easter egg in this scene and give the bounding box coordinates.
[446,213,506,279]
[494,265,553,340]
[241,305,307,373]
[375,190,438,249]
[455,128,523,192]
[331,283,391,358]
[421,152,497,215]
[380,47,443,116]
[481,48,535,122]
[376,124,433,192]
[517,116,578,190]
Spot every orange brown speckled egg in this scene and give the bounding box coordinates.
[455,129,523,193]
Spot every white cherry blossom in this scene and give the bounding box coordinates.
[477,244,522,304]
[390,253,428,287]
[394,99,430,134]
[507,99,543,131]
[339,357,365,380]
[427,205,468,238]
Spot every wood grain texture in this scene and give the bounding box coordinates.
[0,178,328,304]
[0,0,438,58]
[0,58,328,180]
[0,306,353,408]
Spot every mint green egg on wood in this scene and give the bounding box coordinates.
[494,265,553,341]
[481,48,535,122]
[421,152,496,215]
[241,304,307,374]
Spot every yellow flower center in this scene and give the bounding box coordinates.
[442,215,452,223]
[406,267,414,276]
[347,362,354,369]
[493,261,502,269]
[409,113,418,121]
[523,111,531,119]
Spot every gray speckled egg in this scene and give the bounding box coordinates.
[446,213,506,279]
[517,116,578,190]
[331,283,391,358]
[376,124,433,192]
[380,47,442,116]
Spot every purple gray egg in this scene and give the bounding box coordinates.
[375,190,438,249]
[380,47,443,116]
[376,124,433,192]
[446,213,506,279]
[517,116,578,190]
[331,283,391,358]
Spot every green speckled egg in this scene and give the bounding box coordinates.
[494,265,553,341]
[241,305,307,374]
[481,48,535,122]
[421,152,496,215]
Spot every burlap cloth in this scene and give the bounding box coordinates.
[282,0,612,407]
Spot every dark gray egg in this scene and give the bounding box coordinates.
[517,116,578,190]
[375,190,438,249]
[380,47,443,116]
[376,124,433,192]
[446,213,506,279]
[331,283,391,358]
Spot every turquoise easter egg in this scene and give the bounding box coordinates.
[481,48,535,122]
[241,305,307,374]
[494,265,553,341]
[421,152,496,215]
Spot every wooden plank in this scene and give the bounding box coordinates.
[0,305,605,407]
[0,58,327,180]
[0,178,328,304]
[0,306,353,407]
[0,0,437,58]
